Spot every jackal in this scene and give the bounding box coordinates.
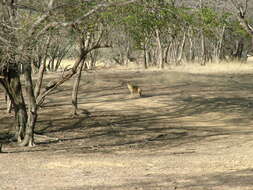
[127,82,142,97]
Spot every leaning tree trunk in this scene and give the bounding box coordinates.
[0,0,28,142]
[72,60,85,116]
[176,31,186,65]
[34,62,46,99]
[36,48,87,106]
[34,36,51,99]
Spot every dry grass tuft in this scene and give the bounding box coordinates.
[170,61,253,74]
[57,58,253,74]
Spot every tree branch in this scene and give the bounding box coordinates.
[0,36,9,45]
[36,41,111,106]
[230,0,253,35]
[36,0,139,37]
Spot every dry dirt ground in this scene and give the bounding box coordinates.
[1,67,253,190]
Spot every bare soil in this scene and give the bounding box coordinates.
[1,69,253,190]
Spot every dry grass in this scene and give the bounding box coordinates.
[58,58,253,75]
[58,59,75,68]
[171,61,253,74]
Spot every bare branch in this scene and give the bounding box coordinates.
[36,0,139,37]
[36,41,111,105]
[0,36,9,45]
[230,0,253,35]
[243,0,249,14]
[29,0,58,36]
[48,0,54,9]
[13,4,40,12]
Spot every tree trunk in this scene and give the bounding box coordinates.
[143,43,148,69]
[217,26,226,61]
[34,62,46,99]
[171,41,178,64]
[0,68,27,142]
[232,39,244,60]
[36,47,87,106]
[164,42,172,64]
[72,60,85,116]
[200,30,206,65]
[34,36,51,99]
[176,31,186,65]
[19,63,37,147]
[188,27,194,62]
[155,29,164,69]
[5,92,12,113]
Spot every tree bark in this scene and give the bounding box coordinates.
[188,27,194,62]
[34,62,46,99]
[34,36,51,99]
[200,30,206,65]
[72,60,85,116]
[176,31,186,65]
[155,29,164,69]
[5,92,12,113]
[19,63,37,147]
[36,49,87,106]
[143,43,148,69]
[0,68,27,142]
[232,39,244,60]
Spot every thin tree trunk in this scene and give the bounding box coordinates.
[155,29,164,69]
[36,49,86,106]
[213,26,226,62]
[200,30,206,65]
[5,92,12,113]
[188,27,194,62]
[171,41,177,64]
[34,36,51,99]
[72,60,85,116]
[143,43,148,69]
[34,62,46,99]
[217,26,226,60]
[164,42,172,64]
[199,0,206,65]
[177,31,186,65]
[232,38,244,60]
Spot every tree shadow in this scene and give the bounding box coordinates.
[2,70,253,153]
[181,169,253,189]
[59,168,253,190]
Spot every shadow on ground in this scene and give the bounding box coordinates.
[54,169,253,190]
[1,70,253,153]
